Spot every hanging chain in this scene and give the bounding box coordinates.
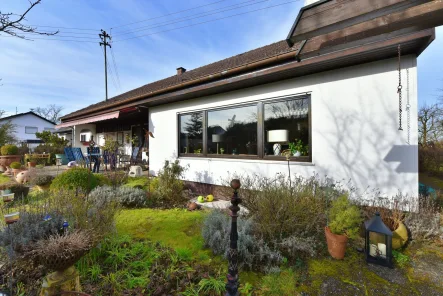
[397,44,403,131]
[406,68,411,144]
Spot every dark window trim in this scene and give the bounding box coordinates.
[177,94,312,162]
[25,126,38,134]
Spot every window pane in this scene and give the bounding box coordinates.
[264,98,309,156]
[207,105,257,155]
[180,112,203,154]
[25,126,38,134]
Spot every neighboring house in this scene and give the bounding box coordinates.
[0,111,56,150]
[58,0,443,197]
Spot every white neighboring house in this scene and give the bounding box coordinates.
[57,0,443,198]
[0,111,56,150]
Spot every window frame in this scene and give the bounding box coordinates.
[25,126,38,134]
[177,94,311,162]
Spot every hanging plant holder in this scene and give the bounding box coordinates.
[397,44,403,131]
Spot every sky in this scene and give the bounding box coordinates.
[0,0,442,118]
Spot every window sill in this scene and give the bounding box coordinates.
[178,155,314,166]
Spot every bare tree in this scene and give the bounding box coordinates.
[418,103,443,145]
[31,105,64,123]
[0,0,58,39]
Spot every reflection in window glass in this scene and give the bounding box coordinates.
[207,105,257,155]
[264,98,309,157]
[25,126,38,134]
[179,112,203,154]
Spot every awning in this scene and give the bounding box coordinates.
[56,111,119,129]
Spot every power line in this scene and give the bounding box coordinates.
[10,33,99,40]
[101,46,119,91]
[111,0,229,30]
[109,45,122,90]
[114,0,299,42]
[23,24,98,31]
[113,0,266,37]
[0,35,98,43]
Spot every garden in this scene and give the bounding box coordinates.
[0,142,442,295]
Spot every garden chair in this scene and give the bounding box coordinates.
[64,147,75,162]
[72,147,90,168]
[87,147,101,173]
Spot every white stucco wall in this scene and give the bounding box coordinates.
[149,56,418,198]
[73,124,96,154]
[0,113,55,143]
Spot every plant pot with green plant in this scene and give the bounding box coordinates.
[289,139,308,157]
[0,145,21,167]
[28,157,37,168]
[325,194,362,259]
[10,161,22,176]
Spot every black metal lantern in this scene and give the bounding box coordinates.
[364,212,393,268]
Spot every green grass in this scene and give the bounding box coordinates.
[0,175,11,185]
[116,208,216,262]
[419,173,443,190]
[123,176,150,190]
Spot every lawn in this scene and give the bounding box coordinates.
[113,208,443,295]
[419,172,443,190]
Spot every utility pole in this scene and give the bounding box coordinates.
[99,30,111,101]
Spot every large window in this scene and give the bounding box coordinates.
[25,126,38,134]
[178,95,311,161]
[207,105,257,156]
[179,112,203,155]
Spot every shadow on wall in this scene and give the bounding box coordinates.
[319,79,417,197]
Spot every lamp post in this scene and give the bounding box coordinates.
[226,179,241,296]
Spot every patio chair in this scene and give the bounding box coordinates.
[64,147,75,162]
[119,146,141,168]
[87,147,101,173]
[103,149,117,171]
[72,147,90,167]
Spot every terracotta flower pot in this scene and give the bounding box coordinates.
[28,161,37,168]
[12,168,21,177]
[325,226,348,259]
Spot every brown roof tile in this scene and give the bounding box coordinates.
[62,40,297,120]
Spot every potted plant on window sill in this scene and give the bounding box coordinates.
[325,194,362,259]
[289,139,307,157]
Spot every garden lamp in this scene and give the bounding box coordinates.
[364,212,393,268]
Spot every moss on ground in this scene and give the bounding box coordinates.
[122,176,150,190]
[116,209,443,295]
[0,175,11,185]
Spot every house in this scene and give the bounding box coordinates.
[0,111,56,150]
[58,0,443,197]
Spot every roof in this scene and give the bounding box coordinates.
[0,111,56,125]
[61,40,299,120]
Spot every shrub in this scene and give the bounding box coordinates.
[1,144,18,155]
[0,211,64,254]
[94,173,112,187]
[328,194,362,239]
[102,171,127,187]
[10,161,21,169]
[202,210,282,271]
[124,176,149,190]
[89,186,148,208]
[150,160,188,208]
[31,174,54,186]
[50,167,98,193]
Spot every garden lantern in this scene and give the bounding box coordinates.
[364,212,393,268]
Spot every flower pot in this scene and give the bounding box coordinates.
[12,168,21,177]
[0,155,21,167]
[4,212,20,224]
[28,161,37,168]
[2,193,14,202]
[325,226,348,259]
[292,151,301,157]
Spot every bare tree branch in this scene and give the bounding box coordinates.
[31,105,64,123]
[0,0,58,39]
[418,103,443,146]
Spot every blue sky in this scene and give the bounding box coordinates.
[0,0,442,117]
